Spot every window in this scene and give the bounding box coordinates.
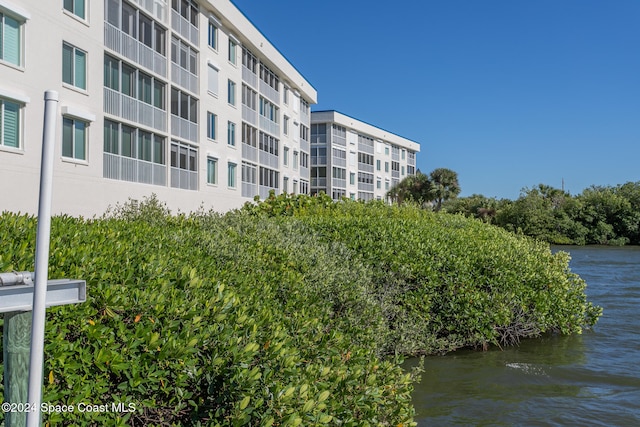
[259,97,278,123]
[207,112,216,140]
[62,42,86,89]
[206,157,217,184]
[385,146,389,156]
[207,63,219,96]
[401,166,405,176]
[402,149,406,160]
[228,38,237,65]
[293,151,298,170]
[0,98,20,148]
[171,36,197,75]
[376,179,381,189]
[64,0,86,20]
[171,0,198,28]
[283,87,289,105]
[385,161,389,173]
[227,80,236,105]
[62,117,87,161]
[171,87,198,123]
[242,47,257,73]
[207,20,217,50]
[227,121,235,146]
[283,116,289,135]
[376,159,381,171]
[242,84,257,110]
[104,55,166,109]
[107,1,166,55]
[170,140,198,190]
[228,162,236,188]
[259,63,279,92]
[283,146,289,166]
[0,11,22,66]
[350,172,355,186]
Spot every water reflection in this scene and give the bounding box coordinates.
[408,246,640,426]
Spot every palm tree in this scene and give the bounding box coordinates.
[430,168,461,211]
[386,172,431,205]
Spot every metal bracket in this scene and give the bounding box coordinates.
[0,272,86,313]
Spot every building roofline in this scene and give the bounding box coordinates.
[311,110,421,150]
[226,0,317,103]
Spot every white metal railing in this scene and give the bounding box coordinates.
[171,115,198,142]
[358,183,375,192]
[312,156,327,165]
[242,66,258,89]
[358,162,374,173]
[259,80,279,105]
[332,135,346,146]
[259,115,280,137]
[299,166,309,180]
[358,142,375,154]
[242,143,258,163]
[104,23,167,77]
[259,150,279,169]
[170,167,197,190]
[104,153,166,186]
[332,157,346,168]
[171,9,198,46]
[311,177,327,188]
[242,105,258,127]
[130,0,166,22]
[104,88,167,131]
[299,139,309,153]
[242,182,257,198]
[392,170,400,178]
[171,63,198,94]
[332,178,347,188]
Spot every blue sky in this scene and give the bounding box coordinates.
[231,0,640,199]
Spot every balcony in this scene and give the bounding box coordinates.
[259,80,279,105]
[311,177,327,188]
[259,115,280,137]
[171,63,198,94]
[259,185,277,200]
[242,182,258,198]
[312,156,327,166]
[299,139,310,153]
[171,9,198,46]
[259,150,278,170]
[130,0,166,22]
[358,142,375,155]
[242,66,258,89]
[170,167,198,190]
[242,105,258,127]
[242,143,258,163]
[358,162,374,173]
[171,115,198,143]
[104,88,167,132]
[332,178,346,188]
[104,22,167,77]
[104,153,166,186]
[332,157,346,168]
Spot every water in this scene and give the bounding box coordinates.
[408,245,640,426]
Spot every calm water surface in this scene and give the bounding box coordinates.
[408,245,640,426]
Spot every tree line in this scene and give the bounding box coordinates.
[389,172,640,246]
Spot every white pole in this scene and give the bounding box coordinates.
[26,90,59,427]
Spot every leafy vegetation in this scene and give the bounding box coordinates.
[387,168,460,210]
[0,194,601,425]
[443,182,640,245]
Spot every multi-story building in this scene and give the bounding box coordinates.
[0,0,316,216]
[310,111,420,202]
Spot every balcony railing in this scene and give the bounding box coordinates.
[299,139,309,153]
[312,156,327,166]
[171,9,198,46]
[358,162,374,173]
[332,178,346,188]
[332,157,346,168]
[104,88,167,131]
[358,183,375,192]
[259,185,277,200]
[104,22,167,77]
[358,142,375,154]
[311,177,327,188]
[104,153,166,186]
[170,167,198,190]
[259,80,279,105]
[171,63,198,94]
[259,150,278,170]
[171,115,198,143]
[259,116,280,137]
[392,170,400,179]
[242,66,258,89]
[242,143,258,163]
[299,165,309,180]
[242,182,258,198]
[130,0,166,22]
[242,105,258,127]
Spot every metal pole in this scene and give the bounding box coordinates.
[26,90,59,427]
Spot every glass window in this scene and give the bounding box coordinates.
[0,13,21,66]
[228,162,236,188]
[62,117,87,160]
[207,21,217,49]
[227,121,235,146]
[207,157,217,184]
[63,0,85,19]
[207,112,216,140]
[207,63,218,96]
[0,98,20,148]
[283,146,289,166]
[230,40,239,64]
[350,172,355,186]
[227,80,236,105]
[62,42,87,90]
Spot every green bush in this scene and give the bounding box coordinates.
[0,194,601,425]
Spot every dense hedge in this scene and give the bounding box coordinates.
[0,194,601,425]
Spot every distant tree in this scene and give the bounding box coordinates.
[386,172,432,205]
[429,168,461,211]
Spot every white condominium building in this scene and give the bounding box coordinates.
[310,111,420,202]
[0,0,316,216]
